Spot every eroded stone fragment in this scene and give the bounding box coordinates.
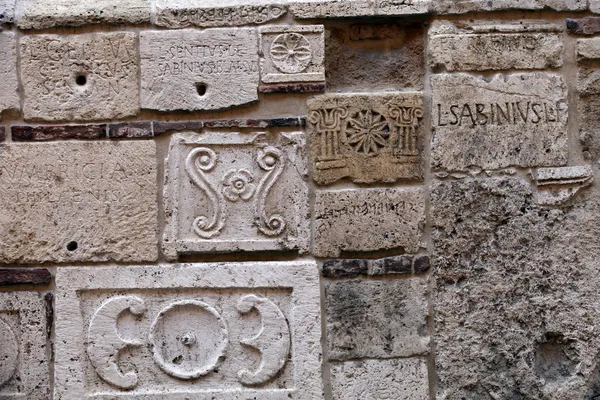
[0,268,51,285]
[0,292,49,399]
[534,166,593,206]
[429,20,563,71]
[163,131,309,258]
[330,359,429,400]
[140,29,259,111]
[313,188,425,257]
[326,278,429,360]
[434,0,585,14]
[432,73,568,171]
[592,0,600,14]
[0,141,158,263]
[21,32,139,122]
[308,92,423,185]
[567,17,600,35]
[0,32,19,114]
[577,38,600,161]
[291,0,431,18]
[54,262,323,399]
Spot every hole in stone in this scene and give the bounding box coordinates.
[66,241,78,251]
[196,83,207,96]
[534,332,577,385]
[76,75,87,86]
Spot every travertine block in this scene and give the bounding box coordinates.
[429,20,563,71]
[0,0,15,23]
[141,29,259,111]
[20,32,139,122]
[0,32,19,113]
[432,73,568,171]
[308,92,423,185]
[0,292,49,399]
[534,166,593,206]
[291,0,431,18]
[155,0,287,28]
[330,359,429,400]
[313,187,425,257]
[434,0,585,14]
[326,278,430,360]
[0,141,158,263]
[54,262,323,399]
[260,25,325,84]
[163,131,309,258]
[16,0,150,29]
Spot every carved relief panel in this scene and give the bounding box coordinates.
[307,92,424,185]
[163,131,309,259]
[54,262,323,399]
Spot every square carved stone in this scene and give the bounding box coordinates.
[163,131,309,258]
[308,92,423,185]
[54,262,323,399]
[0,292,50,400]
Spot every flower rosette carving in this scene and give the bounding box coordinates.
[255,147,286,237]
[270,33,313,74]
[221,169,256,202]
[345,109,391,155]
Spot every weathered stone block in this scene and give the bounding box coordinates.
[313,188,425,257]
[330,359,429,400]
[12,124,106,141]
[0,141,158,263]
[592,0,600,14]
[291,0,431,18]
[54,262,323,399]
[308,92,424,185]
[534,166,593,206]
[434,0,585,14]
[0,126,5,142]
[0,32,19,114]
[432,73,568,171]
[0,292,49,399]
[163,131,309,258]
[108,122,152,139]
[326,278,429,360]
[0,0,15,23]
[567,17,600,35]
[20,32,139,122]
[429,20,563,71]
[140,29,260,112]
[0,268,51,285]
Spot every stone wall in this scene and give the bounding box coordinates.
[0,0,599,399]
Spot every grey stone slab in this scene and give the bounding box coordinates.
[0,32,19,114]
[434,0,585,14]
[592,0,600,13]
[290,0,431,18]
[326,278,430,360]
[0,0,15,23]
[0,141,158,263]
[54,262,323,399]
[20,32,139,122]
[431,73,568,171]
[140,29,260,112]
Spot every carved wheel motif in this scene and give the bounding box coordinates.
[346,110,391,155]
[0,318,18,388]
[270,33,313,74]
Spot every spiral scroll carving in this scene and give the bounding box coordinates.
[254,147,286,237]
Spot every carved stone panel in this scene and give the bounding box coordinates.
[0,32,19,114]
[259,25,325,84]
[20,32,139,122]
[140,29,260,112]
[163,131,309,258]
[308,92,423,185]
[313,187,425,257]
[431,73,568,171]
[0,141,158,263]
[54,262,323,399]
[290,0,431,18]
[0,292,50,400]
[434,0,585,14]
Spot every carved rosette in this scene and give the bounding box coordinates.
[270,33,313,74]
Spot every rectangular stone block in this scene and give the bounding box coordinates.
[0,292,50,399]
[163,131,309,258]
[567,17,600,35]
[54,262,323,399]
[0,268,52,285]
[0,32,19,113]
[308,92,423,185]
[432,73,568,171]
[330,359,429,400]
[12,124,106,141]
[429,20,563,71]
[260,25,324,84]
[326,278,430,360]
[313,187,425,257]
[434,0,585,13]
[16,0,150,29]
[108,122,152,139]
[140,29,259,112]
[0,141,158,263]
[290,0,431,18]
[20,32,139,122]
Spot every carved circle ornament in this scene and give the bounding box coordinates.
[0,318,18,387]
[149,300,229,380]
[346,110,391,155]
[270,33,313,74]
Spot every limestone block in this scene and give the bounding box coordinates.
[259,25,325,84]
[20,32,139,122]
[434,0,585,14]
[16,0,150,29]
[431,73,568,171]
[0,141,158,263]
[313,187,425,257]
[140,29,260,112]
[429,20,563,71]
[330,359,429,400]
[155,0,288,29]
[54,262,323,399]
[534,166,593,206]
[0,292,49,399]
[326,278,430,360]
[308,92,424,185]
[163,131,309,258]
[290,0,431,18]
[0,32,19,114]
[0,0,15,23]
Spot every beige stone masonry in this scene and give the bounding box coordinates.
[0,32,19,114]
[434,0,585,14]
[0,0,15,23]
[291,0,431,18]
